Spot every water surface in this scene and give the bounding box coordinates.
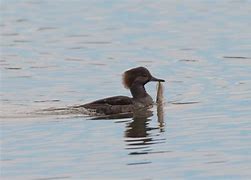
[1,0,251,179]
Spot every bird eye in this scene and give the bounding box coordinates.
[142,74,148,77]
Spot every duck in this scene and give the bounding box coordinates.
[75,67,165,115]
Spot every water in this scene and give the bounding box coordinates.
[1,0,251,179]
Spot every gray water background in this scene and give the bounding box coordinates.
[1,0,251,179]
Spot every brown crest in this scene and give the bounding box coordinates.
[122,67,150,89]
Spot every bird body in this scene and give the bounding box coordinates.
[80,67,165,115]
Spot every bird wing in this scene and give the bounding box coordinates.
[75,96,133,110]
[85,96,133,106]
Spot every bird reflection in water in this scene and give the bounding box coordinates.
[125,110,153,142]
[125,102,166,156]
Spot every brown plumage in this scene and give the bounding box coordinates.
[123,67,152,89]
[81,66,165,116]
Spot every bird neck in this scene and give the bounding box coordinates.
[130,83,149,99]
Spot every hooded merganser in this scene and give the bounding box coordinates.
[77,67,165,115]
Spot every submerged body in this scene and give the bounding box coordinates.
[80,67,165,115]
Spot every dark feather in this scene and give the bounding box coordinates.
[74,96,134,115]
[83,96,133,106]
